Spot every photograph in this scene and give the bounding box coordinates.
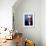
[23,13,34,27]
[25,14,33,26]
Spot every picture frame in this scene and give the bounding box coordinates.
[23,12,34,27]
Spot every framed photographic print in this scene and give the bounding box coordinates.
[23,12,34,27]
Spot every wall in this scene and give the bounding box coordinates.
[0,0,16,30]
[41,0,46,46]
[13,0,41,46]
